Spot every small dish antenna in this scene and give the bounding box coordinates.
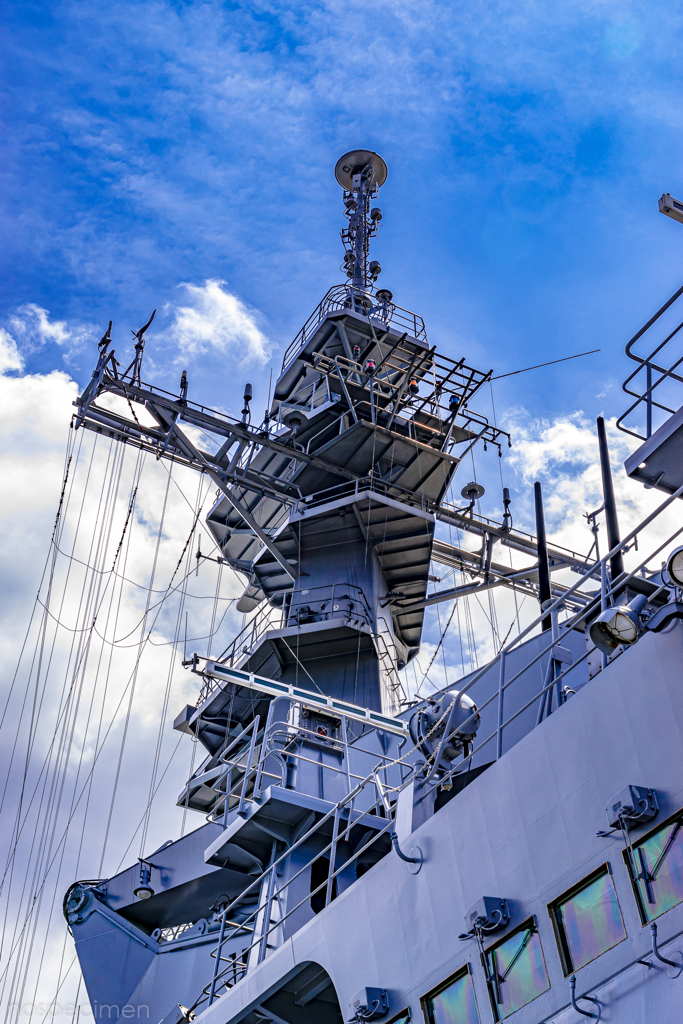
[461,481,485,502]
[334,150,388,190]
[283,408,308,437]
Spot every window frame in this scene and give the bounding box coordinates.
[623,807,683,925]
[420,963,480,1024]
[548,863,627,976]
[483,916,550,1021]
[386,1010,411,1024]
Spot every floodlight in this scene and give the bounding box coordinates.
[134,861,155,900]
[589,594,647,654]
[666,546,683,586]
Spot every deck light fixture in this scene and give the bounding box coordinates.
[134,860,155,900]
[666,546,683,586]
[589,594,648,654]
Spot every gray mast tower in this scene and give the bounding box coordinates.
[65,151,513,1024]
[201,149,499,714]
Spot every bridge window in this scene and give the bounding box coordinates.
[386,1011,411,1024]
[421,965,480,1024]
[626,810,683,923]
[549,865,626,974]
[484,919,549,1020]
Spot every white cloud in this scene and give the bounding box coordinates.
[0,328,23,373]
[411,409,683,695]
[168,279,272,365]
[0,352,247,1021]
[8,304,94,361]
[503,409,679,564]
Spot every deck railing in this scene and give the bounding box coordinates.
[280,285,427,373]
[617,282,683,441]
[182,480,683,1017]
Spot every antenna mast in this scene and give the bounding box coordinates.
[335,149,388,307]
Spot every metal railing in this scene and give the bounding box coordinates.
[617,282,683,441]
[200,766,403,1011]
[192,695,407,826]
[184,480,683,1018]
[281,285,427,373]
[210,583,374,675]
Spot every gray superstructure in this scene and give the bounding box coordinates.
[65,152,683,1024]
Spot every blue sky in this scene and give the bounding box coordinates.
[3,0,683,433]
[5,8,683,1013]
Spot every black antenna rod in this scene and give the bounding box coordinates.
[491,349,600,381]
[597,416,624,582]
[534,481,552,632]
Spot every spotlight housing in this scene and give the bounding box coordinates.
[133,884,154,900]
[134,860,155,900]
[666,546,683,586]
[589,594,648,654]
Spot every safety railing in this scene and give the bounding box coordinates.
[199,765,404,1012]
[617,282,683,441]
[280,285,427,373]
[208,583,374,683]
[195,694,407,826]
[185,480,683,1018]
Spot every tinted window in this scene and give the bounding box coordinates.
[628,813,683,922]
[550,866,626,974]
[485,920,549,1020]
[423,967,480,1024]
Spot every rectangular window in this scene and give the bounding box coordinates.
[626,810,683,922]
[484,919,550,1021]
[549,865,626,974]
[422,966,480,1024]
[387,1012,411,1024]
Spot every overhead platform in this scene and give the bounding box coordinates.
[624,403,683,495]
[204,786,389,870]
[104,823,260,931]
[274,307,429,404]
[247,489,435,652]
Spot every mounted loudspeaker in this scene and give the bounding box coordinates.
[334,150,388,190]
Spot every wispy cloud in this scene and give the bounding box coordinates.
[167,279,272,365]
[0,328,23,373]
[8,304,95,362]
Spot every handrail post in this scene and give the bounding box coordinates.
[646,363,653,438]
[237,716,260,817]
[341,715,352,795]
[496,650,506,760]
[208,908,228,1006]
[254,702,278,799]
[223,767,233,827]
[325,806,341,907]
[257,842,278,964]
